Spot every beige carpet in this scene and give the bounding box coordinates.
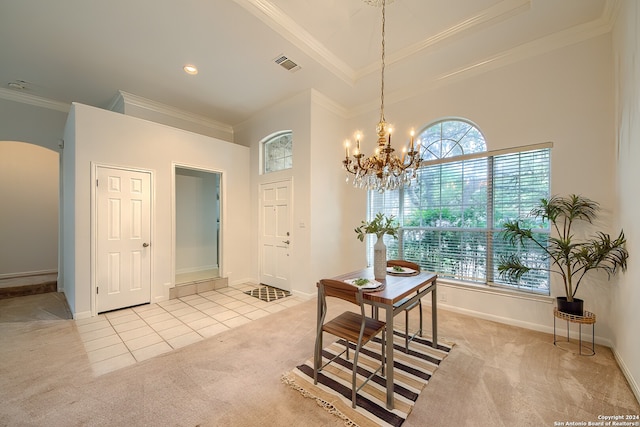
[0,292,638,426]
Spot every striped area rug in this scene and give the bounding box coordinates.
[282,331,453,427]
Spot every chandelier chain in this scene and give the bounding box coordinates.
[380,0,386,124]
[342,0,422,192]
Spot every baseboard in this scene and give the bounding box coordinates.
[175,265,218,275]
[611,346,640,405]
[433,302,613,347]
[0,269,57,280]
[74,310,93,320]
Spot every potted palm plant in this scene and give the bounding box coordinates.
[497,194,629,315]
[355,212,399,280]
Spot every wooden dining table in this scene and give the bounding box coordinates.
[330,268,438,410]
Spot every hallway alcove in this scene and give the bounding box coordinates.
[173,166,226,298]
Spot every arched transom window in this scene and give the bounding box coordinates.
[263,131,293,174]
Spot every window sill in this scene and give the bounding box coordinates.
[437,278,555,304]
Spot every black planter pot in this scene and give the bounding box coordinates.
[557,296,584,316]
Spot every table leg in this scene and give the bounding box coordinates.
[432,282,438,348]
[386,304,394,409]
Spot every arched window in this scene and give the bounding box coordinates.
[262,131,293,173]
[417,118,486,160]
[368,118,551,294]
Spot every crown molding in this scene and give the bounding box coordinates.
[0,87,70,113]
[351,5,616,118]
[310,89,349,118]
[234,0,530,85]
[110,91,234,135]
[434,15,612,84]
[357,0,531,79]
[232,0,356,85]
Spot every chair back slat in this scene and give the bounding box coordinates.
[319,279,360,305]
[387,259,420,271]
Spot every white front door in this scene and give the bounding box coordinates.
[259,180,291,291]
[96,166,152,313]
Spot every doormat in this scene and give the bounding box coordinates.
[245,285,291,302]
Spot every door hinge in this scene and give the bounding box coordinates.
[96,286,99,294]
[96,179,99,187]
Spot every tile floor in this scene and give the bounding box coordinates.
[75,282,304,376]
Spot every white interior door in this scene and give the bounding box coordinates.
[259,180,291,291]
[96,166,151,313]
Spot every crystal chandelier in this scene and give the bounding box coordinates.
[343,0,421,192]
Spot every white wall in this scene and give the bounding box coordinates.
[62,103,250,318]
[0,98,68,152]
[235,90,365,296]
[0,142,59,276]
[612,0,640,402]
[345,33,619,343]
[175,168,219,274]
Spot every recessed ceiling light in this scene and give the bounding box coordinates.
[183,64,198,75]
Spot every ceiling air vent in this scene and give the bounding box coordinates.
[274,55,301,73]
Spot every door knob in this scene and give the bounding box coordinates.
[283,240,290,244]
[143,243,150,247]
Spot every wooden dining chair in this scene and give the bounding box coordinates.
[387,260,423,352]
[314,279,386,408]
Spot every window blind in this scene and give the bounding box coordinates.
[367,144,551,293]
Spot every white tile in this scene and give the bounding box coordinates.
[87,342,130,364]
[118,325,156,341]
[131,304,158,313]
[222,316,251,328]
[162,302,190,312]
[133,306,166,317]
[221,300,246,310]
[201,305,229,316]
[107,313,141,326]
[142,311,176,325]
[77,320,113,335]
[113,318,147,333]
[92,353,137,376]
[185,316,218,331]
[183,296,210,307]
[82,334,124,352]
[167,331,203,349]
[75,315,108,326]
[197,323,230,338]
[104,308,135,319]
[244,309,270,320]
[79,326,118,342]
[177,311,207,323]
[212,310,238,322]
[149,317,184,332]
[191,301,218,310]
[131,342,173,362]
[232,304,259,315]
[157,324,193,340]
[158,298,183,308]
[124,332,164,351]
[170,306,198,318]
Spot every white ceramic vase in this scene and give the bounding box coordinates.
[373,235,387,280]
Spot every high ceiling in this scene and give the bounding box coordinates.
[0,0,614,126]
